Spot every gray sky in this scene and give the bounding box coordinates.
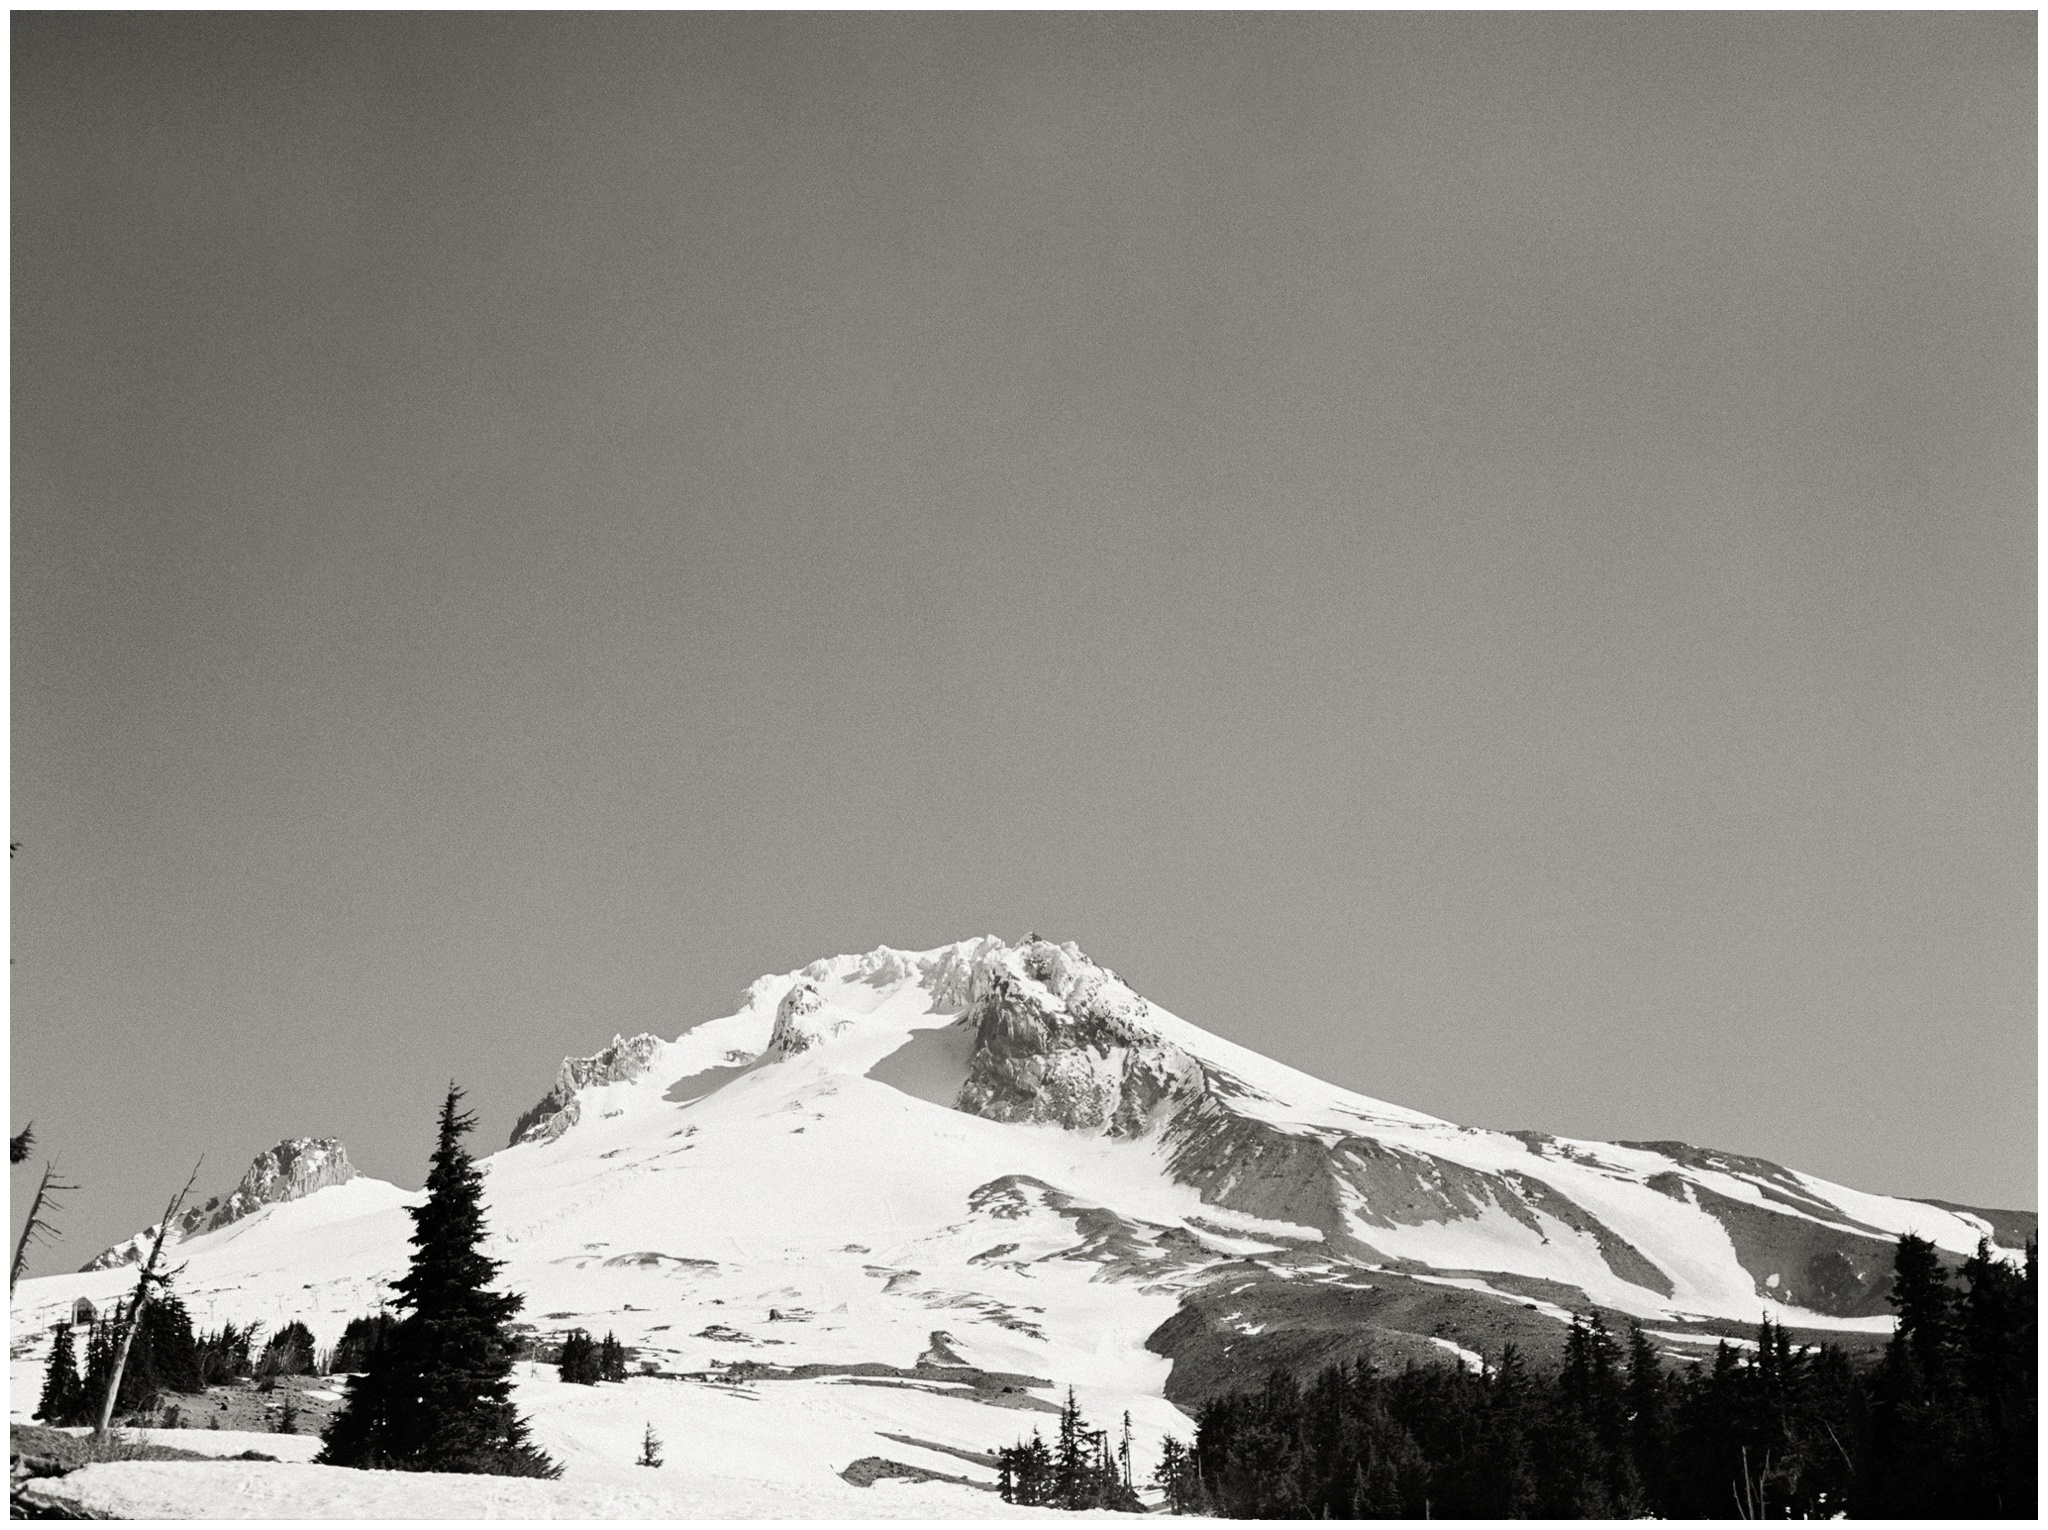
[12,13,2034,1275]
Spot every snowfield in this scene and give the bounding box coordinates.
[12,936,2028,1518]
[15,1457,1139,1519]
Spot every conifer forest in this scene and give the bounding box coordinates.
[1143,1234,2034,1518]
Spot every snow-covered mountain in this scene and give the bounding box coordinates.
[14,936,2031,1513]
[81,1138,359,1272]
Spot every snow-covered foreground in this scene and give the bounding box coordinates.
[15,1458,1132,1520]
[15,936,2027,1516]
[12,1369,1156,1517]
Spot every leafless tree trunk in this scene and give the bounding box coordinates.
[94,1162,201,1434]
[11,1161,78,1294]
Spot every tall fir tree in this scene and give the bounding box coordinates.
[328,1312,397,1375]
[318,1085,557,1477]
[1054,1386,1085,1508]
[36,1323,83,1425]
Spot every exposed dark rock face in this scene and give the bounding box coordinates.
[1161,1099,1679,1295]
[1500,1170,1674,1297]
[950,941,1742,1304]
[1159,1095,1363,1252]
[965,1174,1220,1282]
[214,1138,358,1224]
[510,1032,664,1145]
[954,944,1202,1137]
[840,1456,995,1492]
[1142,1262,1895,1410]
[1617,1140,1897,1230]
[1909,1197,2038,1251]
[937,936,1999,1407]
[1143,1264,1568,1409]
[1680,1181,1903,1318]
[82,1138,357,1271]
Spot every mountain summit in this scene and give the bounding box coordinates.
[18,935,2031,1509]
[83,1136,359,1271]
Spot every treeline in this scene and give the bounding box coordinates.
[1168,1234,2034,1519]
[33,1301,399,1427]
[36,1295,201,1426]
[34,1087,559,1480]
[995,1389,1144,1511]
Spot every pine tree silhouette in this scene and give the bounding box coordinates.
[1159,1235,2035,1521]
[557,1329,598,1385]
[318,1085,558,1477]
[636,1422,663,1468]
[36,1322,83,1425]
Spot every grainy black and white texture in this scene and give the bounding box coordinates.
[11,14,2034,1270]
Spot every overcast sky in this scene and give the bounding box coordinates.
[12,13,2034,1274]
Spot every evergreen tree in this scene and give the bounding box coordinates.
[1054,1386,1085,1508]
[132,1289,205,1402]
[329,1313,396,1375]
[599,1332,627,1383]
[996,1428,1056,1505]
[260,1320,317,1377]
[1167,1235,2035,1521]
[36,1323,83,1425]
[1022,1430,1054,1505]
[80,1310,117,1418]
[1473,1343,1540,1518]
[318,1085,558,1477]
[636,1422,663,1468]
[74,1291,204,1422]
[197,1320,259,1385]
[1154,1435,1199,1513]
[557,1329,599,1385]
[1957,1237,2036,1514]
[1889,1233,1957,1378]
[1624,1322,1670,1512]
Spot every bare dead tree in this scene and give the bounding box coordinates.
[11,1160,78,1293]
[94,1160,202,1434]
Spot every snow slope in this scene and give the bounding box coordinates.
[13,936,2030,1515]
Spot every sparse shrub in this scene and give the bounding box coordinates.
[637,1422,663,1468]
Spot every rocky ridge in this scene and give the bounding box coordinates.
[898,937,2029,1320]
[82,1138,358,1272]
[509,1032,666,1146]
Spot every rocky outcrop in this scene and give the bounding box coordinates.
[510,1033,664,1146]
[953,938,1202,1136]
[82,1138,357,1271]
[946,939,1692,1299]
